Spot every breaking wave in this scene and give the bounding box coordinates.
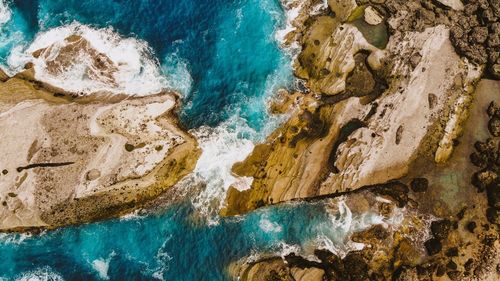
[0,0,11,26]
[15,267,64,281]
[7,22,167,96]
[189,119,256,222]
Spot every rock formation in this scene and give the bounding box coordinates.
[223,1,484,216]
[0,36,201,231]
[230,0,499,280]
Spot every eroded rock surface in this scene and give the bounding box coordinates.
[229,1,499,279]
[0,77,200,231]
[223,2,481,215]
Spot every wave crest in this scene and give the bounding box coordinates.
[8,22,168,96]
[189,118,257,222]
[0,0,11,26]
[15,266,64,281]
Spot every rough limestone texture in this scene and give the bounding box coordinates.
[32,35,119,87]
[223,1,480,215]
[320,25,479,194]
[234,257,326,281]
[0,77,200,231]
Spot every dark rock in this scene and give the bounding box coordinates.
[456,207,466,220]
[372,181,409,207]
[351,224,389,243]
[447,270,461,280]
[410,53,422,68]
[424,238,442,256]
[488,117,500,137]
[1,169,7,175]
[345,53,376,96]
[486,180,500,208]
[471,26,488,44]
[314,249,339,267]
[428,93,437,109]
[431,219,453,240]
[410,178,428,192]
[470,152,487,168]
[487,101,499,118]
[464,258,474,272]
[446,260,457,270]
[491,62,500,80]
[395,125,403,145]
[486,207,499,225]
[436,265,446,277]
[466,221,477,233]
[472,170,497,192]
[124,143,135,152]
[445,247,459,257]
[341,252,369,281]
[415,262,435,276]
[314,250,367,281]
[473,139,494,154]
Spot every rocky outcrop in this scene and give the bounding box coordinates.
[233,257,325,281]
[31,35,119,88]
[469,80,500,226]
[0,76,200,231]
[223,1,481,215]
[227,1,500,280]
[357,0,499,79]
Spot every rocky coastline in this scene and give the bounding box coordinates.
[229,0,499,280]
[0,0,498,279]
[0,36,201,232]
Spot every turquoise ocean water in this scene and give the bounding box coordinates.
[0,1,382,280]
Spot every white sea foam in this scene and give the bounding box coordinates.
[161,52,193,97]
[91,252,116,280]
[7,22,168,96]
[190,119,255,223]
[15,267,64,281]
[119,209,144,221]
[273,0,304,60]
[0,232,34,245]
[149,235,173,281]
[276,242,301,259]
[274,0,302,44]
[305,198,403,258]
[259,215,283,233]
[0,0,11,26]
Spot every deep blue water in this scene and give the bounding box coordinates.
[0,0,370,280]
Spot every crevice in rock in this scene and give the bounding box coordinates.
[16,161,75,172]
[328,118,366,173]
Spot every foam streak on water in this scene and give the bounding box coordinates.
[0,0,11,26]
[15,266,64,281]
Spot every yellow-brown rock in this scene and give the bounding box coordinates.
[0,77,200,231]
